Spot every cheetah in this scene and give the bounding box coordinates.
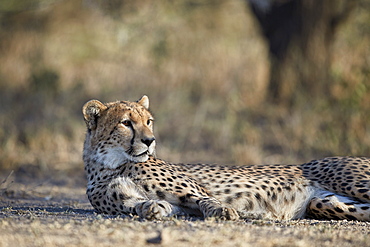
[82,96,370,221]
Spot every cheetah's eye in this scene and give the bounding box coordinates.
[120,120,132,127]
[147,119,153,126]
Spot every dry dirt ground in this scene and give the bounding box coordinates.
[1,166,370,247]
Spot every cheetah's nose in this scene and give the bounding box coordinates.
[142,137,155,147]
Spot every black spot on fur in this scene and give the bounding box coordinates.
[310,209,320,214]
[344,214,358,221]
[326,209,335,214]
[235,192,243,199]
[334,207,344,213]
[255,193,261,201]
[271,192,277,202]
[179,196,187,203]
[156,191,165,199]
[112,192,118,201]
[358,189,369,193]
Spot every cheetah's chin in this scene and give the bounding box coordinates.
[133,150,149,157]
[130,153,150,163]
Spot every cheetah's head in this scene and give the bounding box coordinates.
[82,95,155,168]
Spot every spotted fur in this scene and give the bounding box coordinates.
[82,96,370,221]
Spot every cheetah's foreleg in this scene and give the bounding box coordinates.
[107,177,183,219]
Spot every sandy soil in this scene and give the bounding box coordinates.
[1,167,370,247]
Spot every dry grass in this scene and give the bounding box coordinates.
[1,216,370,247]
[0,0,369,172]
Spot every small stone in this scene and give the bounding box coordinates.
[146,231,163,244]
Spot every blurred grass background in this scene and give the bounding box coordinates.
[0,0,369,176]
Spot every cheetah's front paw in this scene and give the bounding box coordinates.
[135,200,173,220]
[206,207,239,221]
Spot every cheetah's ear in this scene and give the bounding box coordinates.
[82,100,107,130]
[137,95,149,109]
